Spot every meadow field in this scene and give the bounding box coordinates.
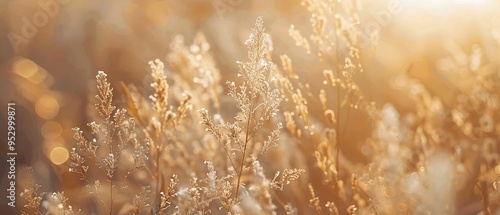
[1,0,500,214]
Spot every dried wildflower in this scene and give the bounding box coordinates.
[199,17,283,200]
[319,89,327,110]
[149,59,169,117]
[198,109,222,137]
[325,201,340,215]
[103,153,118,179]
[283,111,297,136]
[308,184,322,214]
[167,33,222,109]
[351,174,358,191]
[175,92,192,126]
[131,186,151,215]
[69,148,87,178]
[325,109,336,126]
[260,123,283,157]
[347,205,358,215]
[271,169,306,191]
[285,203,298,215]
[72,127,97,157]
[280,55,298,80]
[14,3,500,215]
[205,161,217,189]
[289,24,311,54]
[70,71,147,215]
[20,167,44,215]
[494,177,500,190]
[95,71,116,120]
[45,192,80,215]
[159,174,179,212]
[198,161,235,210]
[291,89,309,124]
[249,160,276,214]
[20,183,42,211]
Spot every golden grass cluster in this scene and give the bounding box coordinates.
[9,1,500,215]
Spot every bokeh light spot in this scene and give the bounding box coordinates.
[13,58,38,78]
[50,147,69,165]
[35,95,60,119]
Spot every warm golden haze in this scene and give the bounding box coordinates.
[1,0,499,214]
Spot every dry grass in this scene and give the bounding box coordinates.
[4,0,500,214]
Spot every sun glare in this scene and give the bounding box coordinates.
[402,0,493,12]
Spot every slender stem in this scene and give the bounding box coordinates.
[235,99,254,199]
[155,142,162,213]
[335,25,341,178]
[84,178,110,214]
[235,145,246,198]
[155,124,168,213]
[110,179,113,215]
[218,140,238,173]
[105,121,114,215]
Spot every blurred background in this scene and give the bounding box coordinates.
[1,0,500,213]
